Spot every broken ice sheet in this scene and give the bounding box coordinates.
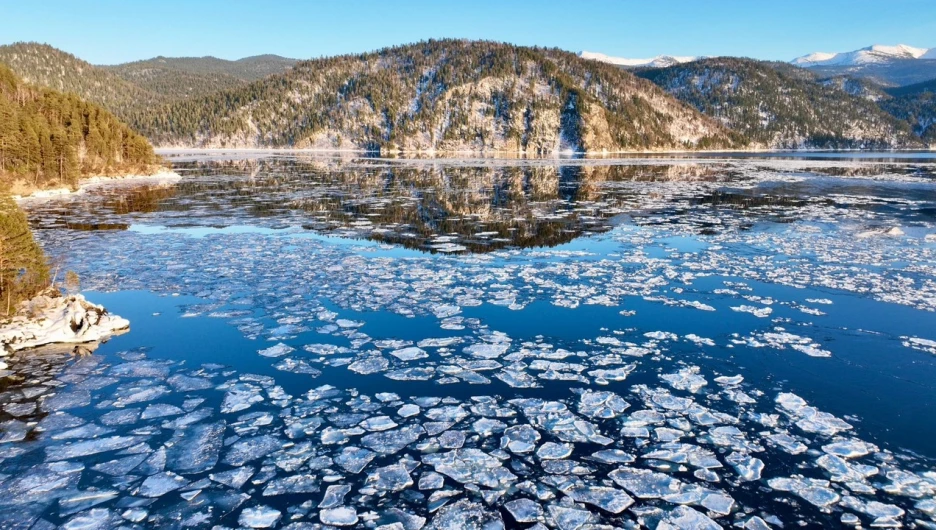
[12,157,936,530]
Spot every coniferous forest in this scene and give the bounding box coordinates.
[0,63,159,192]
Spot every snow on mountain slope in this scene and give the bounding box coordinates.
[792,44,932,67]
[580,51,698,68]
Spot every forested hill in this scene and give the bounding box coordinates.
[0,42,167,121]
[0,43,297,117]
[102,54,297,101]
[0,64,160,192]
[105,54,297,82]
[129,40,744,152]
[636,58,920,149]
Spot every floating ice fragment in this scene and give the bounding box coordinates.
[398,404,421,418]
[166,373,214,391]
[367,463,413,492]
[361,415,399,431]
[578,390,630,418]
[501,425,540,453]
[166,421,225,473]
[768,477,840,508]
[439,430,466,449]
[609,467,682,499]
[473,418,507,435]
[423,449,517,489]
[743,516,772,530]
[684,334,715,346]
[386,367,435,381]
[714,375,743,386]
[902,336,936,355]
[239,505,282,528]
[222,434,282,466]
[731,305,772,318]
[137,471,188,497]
[504,498,543,523]
[348,355,390,374]
[335,446,376,474]
[547,505,596,530]
[567,486,634,514]
[431,500,503,530]
[590,449,635,464]
[419,472,445,490]
[46,435,144,461]
[644,331,678,341]
[725,452,764,481]
[660,506,721,530]
[140,403,183,420]
[320,507,359,526]
[822,439,877,459]
[391,347,429,361]
[274,358,322,376]
[221,381,265,413]
[210,466,255,489]
[361,425,423,454]
[660,367,707,393]
[495,369,541,388]
[263,474,321,496]
[258,343,295,358]
[61,509,119,530]
[536,442,573,460]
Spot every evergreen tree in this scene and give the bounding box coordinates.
[0,193,49,316]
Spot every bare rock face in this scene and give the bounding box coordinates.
[0,293,129,354]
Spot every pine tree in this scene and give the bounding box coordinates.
[0,193,49,316]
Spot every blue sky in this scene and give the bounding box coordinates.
[4,0,936,64]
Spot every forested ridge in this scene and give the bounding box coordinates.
[126,39,742,152]
[0,64,160,192]
[2,40,934,151]
[0,42,168,121]
[636,58,921,149]
[101,54,298,102]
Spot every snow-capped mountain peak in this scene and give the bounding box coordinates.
[791,44,933,67]
[579,51,698,68]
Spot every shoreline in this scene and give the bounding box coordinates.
[12,168,182,202]
[156,147,936,166]
[156,146,936,156]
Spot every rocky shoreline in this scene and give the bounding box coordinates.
[0,293,129,357]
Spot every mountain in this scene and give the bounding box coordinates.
[131,40,742,152]
[0,63,160,192]
[579,51,698,68]
[0,43,298,117]
[791,44,936,86]
[102,55,297,100]
[0,42,167,120]
[636,57,919,149]
[792,44,933,67]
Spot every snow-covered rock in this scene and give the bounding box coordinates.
[0,293,129,354]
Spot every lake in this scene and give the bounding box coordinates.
[4,153,936,529]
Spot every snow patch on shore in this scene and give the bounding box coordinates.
[13,169,181,202]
